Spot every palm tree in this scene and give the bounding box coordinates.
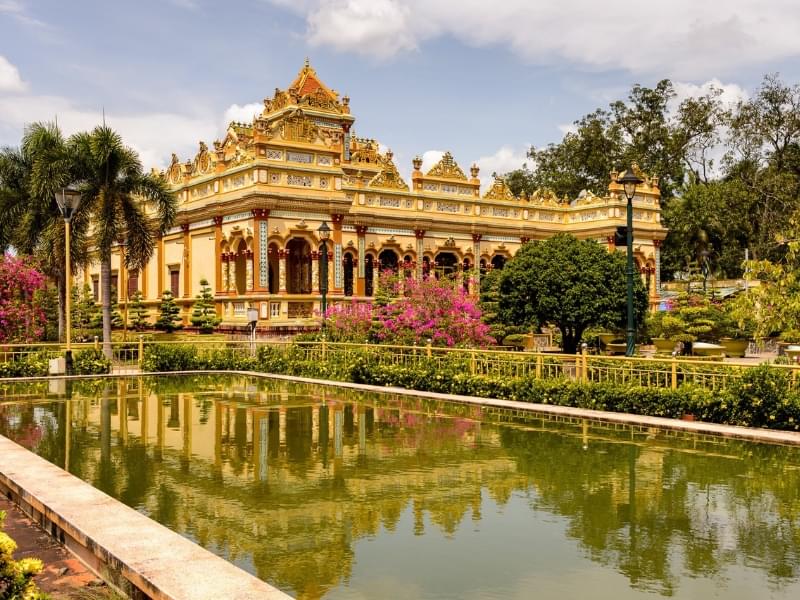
[71,126,176,358]
[0,122,89,341]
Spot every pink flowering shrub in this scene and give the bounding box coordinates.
[323,301,374,342]
[375,276,495,347]
[0,254,47,343]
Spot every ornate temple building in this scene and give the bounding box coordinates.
[83,60,667,331]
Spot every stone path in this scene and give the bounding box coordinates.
[0,496,118,599]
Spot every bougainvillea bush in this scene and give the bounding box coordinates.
[0,255,46,343]
[323,301,374,342]
[375,275,495,347]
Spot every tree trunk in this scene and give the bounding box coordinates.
[100,250,113,360]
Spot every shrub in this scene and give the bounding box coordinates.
[0,352,49,378]
[142,344,199,372]
[72,348,111,375]
[0,510,48,599]
[726,365,800,429]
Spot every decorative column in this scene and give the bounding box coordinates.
[520,236,530,245]
[606,234,616,252]
[332,214,344,292]
[221,253,230,295]
[342,123,352,162]
[471,233,482,290]
[253,209,269,292]
[356,225,367,296]
[246,249,254,292]
[214,216,224,294]
[372,258,379,293]
[311,251,320,293]
[415,229,425,281]
[227,253,236,293]
[181,223,191,298]
[653,239,662,293]
[278,249,287,293]
[157,236,164,295]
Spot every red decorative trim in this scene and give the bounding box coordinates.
[331,213,345,225]
[606,235,615,245]
[213,216,223,227]
[414,229,426,239]
[278,249,286,259]
[520,236,530,244]
[252,208,270,218]
[472,233,482,243]
[356,225,368,235]
[653,239,662,248]
[181,223,190,233]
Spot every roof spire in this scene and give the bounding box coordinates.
[304,56,310,68]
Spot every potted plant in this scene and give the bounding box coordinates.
[646,310,677,354]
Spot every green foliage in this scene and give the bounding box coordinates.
[0,352,49,378]
[0,510,49,600]
[497,234,648,353]
[128,291,150,332]
[72,348,111,375]
[72,284,101,341]
[155,290,182,333]
[35,284,59,342]
[189,278,220,334]
[479,268,527,343]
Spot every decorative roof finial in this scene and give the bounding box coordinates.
[304,56,310,68]
[412,156,423,171]
[470,163,480,178]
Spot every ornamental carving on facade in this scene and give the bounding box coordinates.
[426,151,467,180]
[193,141,213,175]
[483,176,515,201]
[530,188,560,206]
[368,150,409,190]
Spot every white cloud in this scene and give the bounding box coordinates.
[672,78,749,108]
[223,102,262,127]
[274,0,800,78]
[420,149,444,173]
[473,146,529,190]
[0,55,26,92]
[0,92,217,170]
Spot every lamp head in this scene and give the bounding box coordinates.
[317,221,331,241]
[617,167,644,201]
[56,187,81,220]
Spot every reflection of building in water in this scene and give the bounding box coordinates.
[63,379,523,600]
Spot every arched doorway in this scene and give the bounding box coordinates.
[378,249,399,275]
[422,256,431,279]
[403,254,414,280]
[286,238,312,294]
[232,238,247,295]
[462,258,471,292]
[268,243,280,294]
[343,252,355,297]
[435,252,458,279]
[365,255,375,296]
[480,258,487,276]
[491,255,506,270]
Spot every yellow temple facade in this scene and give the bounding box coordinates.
[83,61,667,332]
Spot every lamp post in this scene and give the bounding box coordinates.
[617,167,644,357]
[56,188,82,375]
[118,238,128,342]
[318,221,331,329]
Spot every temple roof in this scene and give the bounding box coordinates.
[483,176,515,201]
[288,58,339,101]
[426,152,467,181]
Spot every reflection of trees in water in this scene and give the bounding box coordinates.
[4,376,800,599]
[499,426,800,594]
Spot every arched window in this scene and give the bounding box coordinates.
[365,255,374,296]
[462,259,471,292]
[268,243,280,294]
[403,254,414,280]
[435,252,458,279]
[422,256,431,279]
[287,238,312,294]
[491,255,506,270]
[343,252,355,297]
[378,249,399,275]
[232,238,247,295]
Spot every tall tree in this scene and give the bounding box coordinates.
[497,235,648,354]
[0,122,90,341]
[70,126,176,358]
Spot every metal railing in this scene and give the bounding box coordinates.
[2,339,798,393]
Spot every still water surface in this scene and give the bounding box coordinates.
[1,375,799,599]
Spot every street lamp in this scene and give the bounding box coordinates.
[318,221,331,329]
[56,187,82,375]
[118,238,128,341]
[617,166,643,357]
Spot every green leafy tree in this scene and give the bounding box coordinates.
[479,268,527,342]
[155,289,182,333]
[129,290,150,331]
[190,278,220,333]
[70,125,176,358]
[497,234,648,354]
[0,122,90,341]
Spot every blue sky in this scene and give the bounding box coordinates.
[2,0,800,187]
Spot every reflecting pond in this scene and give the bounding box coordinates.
[1,375,800,599]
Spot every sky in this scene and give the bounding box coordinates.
[2,0,800,188]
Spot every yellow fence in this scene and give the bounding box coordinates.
[2,339,799,392]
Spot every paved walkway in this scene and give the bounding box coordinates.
[0,496,118,599]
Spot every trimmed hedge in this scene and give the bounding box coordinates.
[72,348,111,375]
[137,344,800,432]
